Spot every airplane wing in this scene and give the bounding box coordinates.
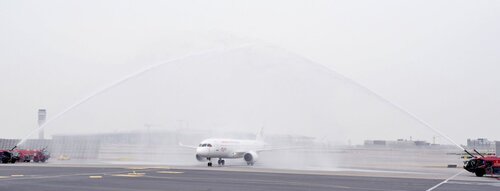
[178,142,197,149]
[232,152,246,158]
[256,146,304,152]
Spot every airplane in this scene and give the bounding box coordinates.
[179,128,285,167]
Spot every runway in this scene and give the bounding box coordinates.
[0,164,498,191]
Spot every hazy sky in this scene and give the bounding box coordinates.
[1,0,499,144]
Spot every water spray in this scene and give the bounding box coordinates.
[15,43,256,148]
[273,45,465,151]
[15,42,465,152]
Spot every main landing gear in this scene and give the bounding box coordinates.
[217,158,225,166]
[207,158,225,167]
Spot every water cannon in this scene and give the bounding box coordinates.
[9,145,17,151]
[473,149,485,158]
[464,149,475,158]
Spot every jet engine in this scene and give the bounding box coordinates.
[196,154,207,162]
[243,151,258,165]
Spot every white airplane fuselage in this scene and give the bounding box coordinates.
[195,138,265,166]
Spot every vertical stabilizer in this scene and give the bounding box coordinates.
[256,126,264,141]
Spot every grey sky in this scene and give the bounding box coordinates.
[1,0,499,144]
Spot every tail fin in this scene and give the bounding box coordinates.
[256,126,264,141]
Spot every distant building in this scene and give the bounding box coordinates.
[11,130,317,160]
[465,138,496,154]
[364,139,430,148]
[0,139,51,150]
[414,140,431,146]
[51,135,101,159]
[496,141,500,156]
[364,140,386,146]
[467,138,493,149]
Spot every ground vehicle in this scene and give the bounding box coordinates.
[0,150,18,163]
[0,147,50,163]
[463,149,500,177]
[32,149,50,162]
[14,149,50,163]
[16,150,35,162]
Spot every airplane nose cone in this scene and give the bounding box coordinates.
[196,147,208,156]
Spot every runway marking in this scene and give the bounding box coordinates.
[125,167,148,170]
[426,171,464,191]
[111,171,146,177]
[11,175,24,177]
[89,176,103,179]
[151,166,171,170]
[111,173,145,177]
[156,171,184,174]
[0,176,9,179]
[0,170,150,182]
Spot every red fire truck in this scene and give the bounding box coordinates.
[12,148,50,163]
[463,149,500,177]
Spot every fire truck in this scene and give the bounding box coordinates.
[32,149,50,162]
[463,149,500,177]
[15,148,50,163]
[0,148,50,164]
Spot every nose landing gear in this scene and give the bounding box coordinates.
[207,157,212,167]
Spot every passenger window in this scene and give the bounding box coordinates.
[207,144,212,147]
[202,144,207,147]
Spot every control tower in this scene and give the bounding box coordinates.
[38,109,46,139]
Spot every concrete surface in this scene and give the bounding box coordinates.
[0,164,498,191]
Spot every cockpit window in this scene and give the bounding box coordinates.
[198,143,213,147]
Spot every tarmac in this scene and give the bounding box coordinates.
[0,163,499,191]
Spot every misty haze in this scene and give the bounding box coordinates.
[1,1,499,191]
